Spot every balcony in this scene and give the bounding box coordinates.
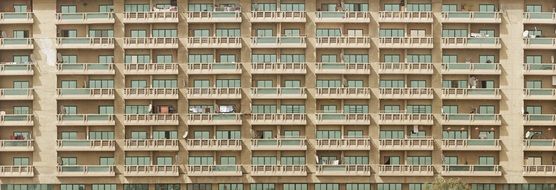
[123,88,179,99]
[56,140,115,151]
[251,37,306,48]
[379,113,434,125]
[187,165,242,176]
[379,88,434,99]
[442,139,501,151]
[524,89,556,100]
[315,113,370,125]
[251,63,306,74]
[124,139,179,151]
[315,37,371,48]
[56,88,114,100]
[187,11,241,23]
[378,165,434,176]
[123,11,178,23]
[56,37,114,49]
[187,88,242,99]
[378,62,433,74]
[187,63,242,74]
[442,114,501,125]
[124,114,179,126]
[0,166,34,177]
[316,165,371,176]
[56,12,114,24]
[524,114,556,126]
[186,139,242,151]
[0,88,33,100]
[524,63,556,75]
[187,37,242,48]
[0,12,33,24]
[0,63,34,76]
[524,12,556,24]
[315,11,370,23]
[315,63,371,74]
[441,12,501,23]
[187,113,242,125]
[251,139,306,150]
[524,38,556,49]
[251,113,306,125]
[442,165,501,176]
[315,138,371,150]
[123,63,179,75]
[378,37,433,49]
[315,88,370,99]
[57,63,115,75]
[524,165,556,176]
[124,165,179,176]
[378,11,433,23]
[56,114,115,126]
[0,38,33,50]
[442,37,501,49]
[0,114,34,126]
[442,88,501,100]
[251,88,306,99]
[251,11,306,22]
[378,139,434,151]
[0,140,34,152]
[251,165,307,176]
[57,165,115,177]
[123,37,178,49]
[524,139,556,151]
[441,63,501,75]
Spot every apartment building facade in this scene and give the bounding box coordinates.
[0,0,555,189]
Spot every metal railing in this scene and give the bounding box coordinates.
[57,63,114,72]
[251,11,306,20]
[316,138,371,147]
[124,37,178,46]
[56,114,114,123]
[379,62,433,72]
[186,139,242,147]
[442,139,500,148]
[442,37,500,45]
[57,88,114,97]
[251,113,306,122]
[0,12,33,22]
[379,37,433,45]
[316,113,371,121]
[443,114,501,122]
[316,36,371,45]
[442,88,500,96]
[251,62,306,72]
[56,140,114,149]
[316,11,370,20]
[124,11,178,20]
[124,114,179,122]
[187,88,241,96]
[124,139,179,148]
[316,87,370,96]
[379,139,434,147]
[124,88,179,96]
[379,88,433,96]
[56,12,114,21]
[56,37,113,46]
[188,37,241,45]
[379,11,433,20]
[379,113,433,122]
[441,11,501,20]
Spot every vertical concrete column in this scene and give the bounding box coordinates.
[430,0,444,176]
[368,0,381,183]
[112,0,126,179]
[240,0,253,184]
[176,0,189,180]
[303,0,317,184]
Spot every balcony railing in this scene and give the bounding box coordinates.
[56,140,115,151]
[379,165,434,176]
[315,113,371,125]
[0,165,34,177]
[379,113,434,125]
[315,62,371,74]
[442,114,501,125]
[315,11,370,22]
[251,87,306,98]
[187,165,242,176]
[316,164,371,176]
[442,165,501,176]
[57,63,114,74]
[378,37,433,48]
[442,63,501,74]
[251,36,306,48]
[187,63,242,74]
[0,140,33,151]
[379,139,434,150]
[379,88,433,99]
[0,38,33,49]
[56,37,114,48]
[524,63,556,75]
[124,63,178,74]
[524,165,556,176]
[124,114,179,125]
[57,165,115,177]
[442,88,501,99]
[123,88,179,99]
[56,88,114,99]
[124,11,178,23]
[442,139,501,151]
[187,113,242,125]
[315,138,371,150]
[0,12,33,23]
[0,63,33,75]
[0,88,33,100]
[187,11,242,22]
[124,139,179,151]
[251,165,307,176]
[251,11,306,22]
[124,37,178,48]
[56,114,115,126]
[524,139,556,150]
[316,87,370,99]
[56,12,114,23]
[379,62,433,74]
[186,139,242,151]
[316,36,371,48]
[441,11,501,22]
[442,37,501,48]
[251,138,306,150]
[124,165,179,176]
[524,38,556,49]
[187,37,242,48]
[378,11,433,22]
[0,114,34,126]
[251,113,306,124]
[251,62,306,74]
[187,87,242,99]
[523,12,556,23]
[524,114,556,125]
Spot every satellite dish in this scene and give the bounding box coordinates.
[522,30,529,39]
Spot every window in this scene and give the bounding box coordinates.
[251,156,277,165]
[252,4,277,11]
[347,80,363,88]
[442,4,458,12]
[407,54,432,63]
[130,30,147,38]
[252,54,277,63]
[216,130,240,139]
[125,105,149,114]
[284,29,300,36]
[13,30,28,38]
[61,157,77,165]
[316,80,341,88]
[281,4,305,11]
[61,55,77,64]
[124,4,150,12]
[479,156,495,165]
[443,55,457,63]
[379,29,405,37]
[188,184,211,190]
[384,54,400,63]
[316,29,341,37]
[316,130,341,139]
[130,80,147,88]
[256,80,273,87]
[93,184,116,190]
[443,131,468,139]
[479,105,495,114]
[193,80,210,88]
[99,5,113,12]
[99,55,114,63]
[526,55,542,64]
[251,184,275,190]
[125,156,151,165]
[61,185,84,190]
[343,105,368,113]
[152,79,177,88]
[280,104,305,113]
[188,4,213,11]
[152,29,177,38]
[344,54,368,63]
[281,156,305,165]
[442,29,468,37]
[406,105,432,113]
[153,130,178,139]
[220,54,236,63]
[189,54,214,63]
[443,105,458,114]
[256,29,273,37]
[124,185,149,190]
[252,105,277,113]
[131,131,147,139]
[320,54,337,62]
[89,131,114,140]
[383,4,400,11]
[410,80,426,88]
[379,130,404,139]
[89,29,113,37]
[13,55,31,63]
[61,30,77,37]
[189,156,214,165]
[99,157,114,165]
[347,130,363,138]
[193,29,210,37]
[193,131,210,139]
[315,184,339,190]
[216,28,240,37]
[60,5,77,13]
[220,156,236,165]
[283,184,307,190]
[216,79,240,88]
[125,54,151,64]
[526,5,542,12]
[344,3,368,11]
[344,156,369,164]
[471,184,496,190]
[409,184,430,190]
[14,4,28,12]
[89,80,114,88]
[479,4,496,12]
[346,184,370,190]
[62,106,77,114]
[444,156,458,165]
[526,80,542,89]
[525,106,542,114]
[157,156,173,165]
[13,81,29,89]
[407,4,432,11]
[13,157,29,165]
[380,80,405,88]
[383,105,400,113]
[280,54,305,63]
[283,130,300,138]
[156,184,180,190]
[407,156,432,165]
[479,29,495,37]
[219,184,243,190]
